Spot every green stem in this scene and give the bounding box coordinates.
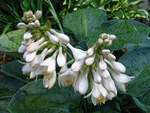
[45,0,64,33]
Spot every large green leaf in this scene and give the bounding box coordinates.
[118,47,150,112]
[86,20,150,49]
[0,60,29,83]
[0,29,25,53]
[119,47,150,78]
[0,97,11,113]
[125,39,150,52]
[63,8,107,41]
[0,75,24,98]
[8,79,81,113]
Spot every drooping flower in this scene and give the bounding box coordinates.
[57,46,66,67]
[67,43,87,60]
[50,29,70,44]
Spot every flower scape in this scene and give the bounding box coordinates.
[18,10,134,105]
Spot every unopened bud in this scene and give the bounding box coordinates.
[109,35,116,40]
[17,23,27,29]
[50,29,70,44]
[35,10,42,20]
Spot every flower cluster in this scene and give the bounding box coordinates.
[18,10,133,106]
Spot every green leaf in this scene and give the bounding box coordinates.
[133,95,150,113]
[119,47,150,97]
[0,29,25,53]
[0,60,29,83]
[0,97,11,113]
[126,39,150,52]
[8,79,81,113]
[119,47,150,112]
[63,8,107,41]
[86,20,150,49]
[0,75,24,98]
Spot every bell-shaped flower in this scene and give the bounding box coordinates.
[58,68,78,87]
[50,29,69,44]
[108,68,134,92]
[97,84,107,98]
[24,31,33,40]
[22,63,33,74]
[40,50,58,73]
[92,69,101,83]
[87,45,96,56]
[46,31,59,44]
[30,48,48,67]
[71,59,84,72]
[17,22,27,29]
[26,37,45,52]
[67,43,87,60]
[74,68,89,94]
[91,82,101,99]
[35,10,42,20]
[25,41,48,62]
[85,54,96,66]
[57,46,66,67]
[99,56,107,70]
[18,45,27,53]
[43,71,56,89]
[102,77,116,92]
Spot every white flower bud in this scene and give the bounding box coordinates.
[17,23,27,29]
[99,56,107,70]
[107,40,112,46]
[71,59,84,72]
[109,35,116,40]
[25,51,37,62]
[57,46,66,67]
[111,61,126,73]
[67,43,87,60]
[18,45,26,53]
[50,29,69,44]
[35,10,42,20]
[102,49,110,54]
[103,77,116,92]
[85,54,96,66]
[46,31,59,44]
[24,32,33,40]
[107,53,116,61]
[92,70,101,83]
[97,38,103,45]
[87,45,96,56]
[28,22,35,28]
[22,39,33,46]
[26,37,45,52]
[100,33,109,39]
[99,69,110,79]
[34,20,40,27]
